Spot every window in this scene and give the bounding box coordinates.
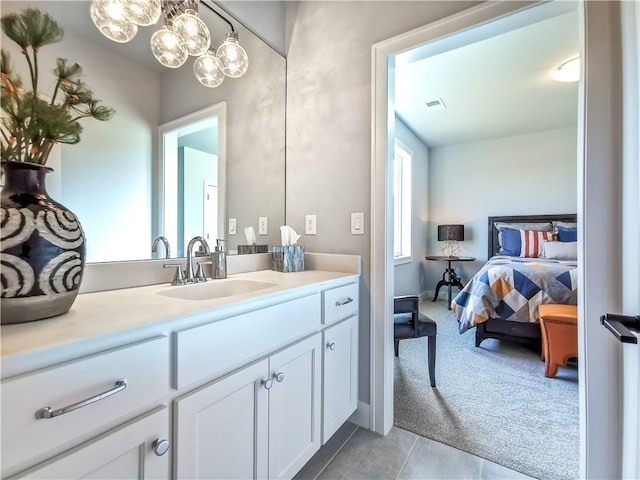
[393,140,412,263]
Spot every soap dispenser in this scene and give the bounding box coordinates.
[211,239,227,279]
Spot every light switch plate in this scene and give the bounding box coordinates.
[229,217,237,235]
[351,212,364,235]
[258,216,268,235]
[305,215,317,235]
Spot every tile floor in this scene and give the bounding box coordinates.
[295,422,534,480]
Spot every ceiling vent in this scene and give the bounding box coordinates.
[425,98,446,112]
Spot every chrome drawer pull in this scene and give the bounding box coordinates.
[35,379,128,420]
[335,297,354,307]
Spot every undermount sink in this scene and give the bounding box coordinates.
[157,279,277,301]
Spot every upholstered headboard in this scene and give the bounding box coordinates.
[487,214,577,259]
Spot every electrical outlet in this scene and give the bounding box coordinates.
[258,216,268,235]
[305,215,317,235]
[228,217,237,235]
[351,212,364,235]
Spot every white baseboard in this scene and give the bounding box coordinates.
[348,401,370,429]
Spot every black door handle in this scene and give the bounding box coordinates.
[600,314,639,344]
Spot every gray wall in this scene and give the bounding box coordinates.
[218,1,286,56]
[426,127,578,295]
[285,0,480,404]
[393,118,430,297]
[160,16,286,252]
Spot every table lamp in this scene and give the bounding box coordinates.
[437,224,464,257]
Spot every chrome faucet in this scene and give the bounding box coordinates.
[152,236,171,259]
[186,236,210,283]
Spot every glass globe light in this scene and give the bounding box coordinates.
[90,0,137,43]
[172,9,210,56]
[122,0,161,26]
[194,51,225,88]
[150,26,188,68]
[216,32,249,78]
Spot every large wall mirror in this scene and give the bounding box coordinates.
[1,0,286,262]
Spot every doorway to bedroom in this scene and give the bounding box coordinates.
[388,3,580,479]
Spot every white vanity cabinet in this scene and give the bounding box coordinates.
[174,334,322,480]
[9,407,171,480]
[173,359,269,479]
[268,334,322,479]
[1,271,360,480]
[2,336,170,479]
[322,315,358,443]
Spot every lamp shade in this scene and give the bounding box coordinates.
[438,224,464,242]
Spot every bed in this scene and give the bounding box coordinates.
[452,214,578,348]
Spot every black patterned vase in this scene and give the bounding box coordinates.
[0,161,86,324]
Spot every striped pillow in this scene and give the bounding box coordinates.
[501,228,556,258]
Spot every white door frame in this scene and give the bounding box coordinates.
[371,2,625,478]
[158,102,227,253]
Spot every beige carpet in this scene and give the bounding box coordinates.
[394,299,579,480]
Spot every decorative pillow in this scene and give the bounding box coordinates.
[500,228,556,258]
[495,222,553,233]
[496,222,553,253]
[557,225,578,242]
[554,221,577,229]
[542,241,578,260]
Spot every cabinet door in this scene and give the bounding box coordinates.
[268,334,322,480]
[174,359,269,480]
[10,407,170,480]
[322,315,358,443]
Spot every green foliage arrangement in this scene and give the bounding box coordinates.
[1,8,115,165]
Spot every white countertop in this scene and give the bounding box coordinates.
[1,269,358,363]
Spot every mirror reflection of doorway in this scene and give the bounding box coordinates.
[203,182,219,245]
[159,103,226,258]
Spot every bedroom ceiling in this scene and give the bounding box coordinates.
[394,6,580,148]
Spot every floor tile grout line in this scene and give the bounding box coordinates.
[312,426,361,480]
[395,434,419,480]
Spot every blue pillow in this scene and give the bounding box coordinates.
[557,226,577,242]
[499,227,522,256]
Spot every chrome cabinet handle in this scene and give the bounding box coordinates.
[327,342,336,351]
[153,438,170,456]
[35,379,127,420]
[335,297,354,307]
[273,372,285,383]
[261,378,274,390]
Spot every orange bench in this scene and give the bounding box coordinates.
[538,304,578,378]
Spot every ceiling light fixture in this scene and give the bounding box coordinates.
[90,0,248,87]
[552,57,580,83]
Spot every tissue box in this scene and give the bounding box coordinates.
[238,245,269,255]
[272,246,305,272]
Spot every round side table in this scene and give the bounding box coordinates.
[425,256,476,309]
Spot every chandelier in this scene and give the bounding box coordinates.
[89,0,249,88]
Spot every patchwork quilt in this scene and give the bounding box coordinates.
[452,256,578,334]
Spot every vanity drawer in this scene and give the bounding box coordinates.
[1,336,169,476]
[323,282,359,327]
[174,293,321,389]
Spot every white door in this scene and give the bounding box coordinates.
[203,181,218,243]
[268,334,322,480]
[322,316,358,444]
[11,407,170,479]
[580,2,639,477]
[174,360,269,480]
